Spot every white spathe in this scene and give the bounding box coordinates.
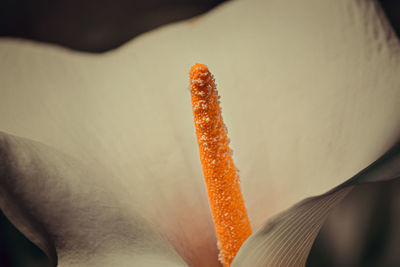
[0,0,400,266]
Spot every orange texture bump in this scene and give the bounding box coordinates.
[189,64,252,266]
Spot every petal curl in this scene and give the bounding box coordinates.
[0,132,188,266]
[232,143,400,267]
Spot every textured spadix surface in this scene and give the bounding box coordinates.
[1,0,400,266]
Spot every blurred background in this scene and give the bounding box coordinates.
[0,0,400,266]
[0,0,227,52]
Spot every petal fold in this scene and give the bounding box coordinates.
[232,142,400,267]
[0,132,187,267]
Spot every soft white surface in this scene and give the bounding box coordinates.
[1,0,400,266]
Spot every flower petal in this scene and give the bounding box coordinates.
[0,132,188,266]
[232,143,400,267]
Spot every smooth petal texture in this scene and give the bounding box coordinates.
[0,132,187,267]
[1,0,400,266]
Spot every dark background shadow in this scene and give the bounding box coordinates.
[307,178,400,267]
[0,0,226,52]
[0,0,399,266]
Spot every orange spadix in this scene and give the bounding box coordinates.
[189,64,252,266]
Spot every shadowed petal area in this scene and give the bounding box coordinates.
[232,143,400,267]
[0,132,188,267]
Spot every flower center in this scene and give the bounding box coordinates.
[189,64,252,266]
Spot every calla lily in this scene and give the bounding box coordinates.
[1,0,400,266]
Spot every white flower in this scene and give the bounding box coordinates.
[1,0,400,266]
